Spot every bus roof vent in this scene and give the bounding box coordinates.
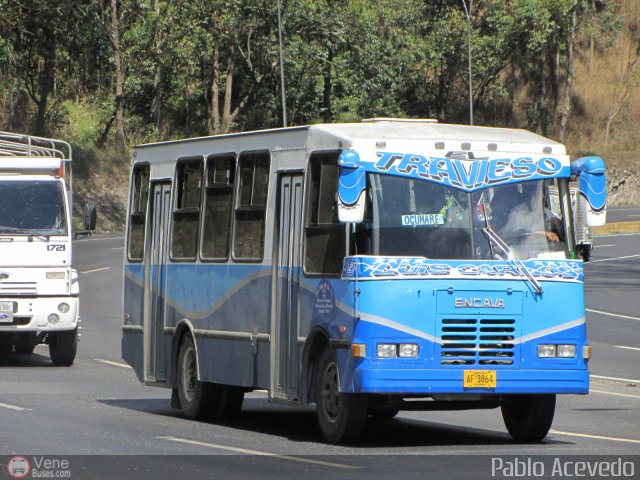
[360,118,438,124]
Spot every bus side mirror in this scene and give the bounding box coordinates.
[84,203,97,231]
[571,156,606,227]
[337,150,366,223]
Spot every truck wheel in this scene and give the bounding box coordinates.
[315,348,368,444]
[177,335,220,419]
[501,394,556,441]
[15,345,35,355]
[49,329,77,366]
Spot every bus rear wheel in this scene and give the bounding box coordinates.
[177,335,220,419]
[501,394,556,442]
[314,348,368,444]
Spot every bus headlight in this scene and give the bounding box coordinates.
[377,344,397,358]
[398,343,419,358]
[557,344,576,358]
[537,344,556,358]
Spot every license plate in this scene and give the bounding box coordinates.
[0,302,13,323]
[464,370,496,389]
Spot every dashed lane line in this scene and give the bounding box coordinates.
[95,359,131,369]
[0,402,32,411]
[550,430,640,445]
[615,346,640,352]
[158,436,359,469]
[80,267,110,274]
[588,253,640,263]
[586,308,640,321]
[591,389,640,400]
[591,374,640,384]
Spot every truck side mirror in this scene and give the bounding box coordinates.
[570,156,606,227]
[84,203,97,231]
[337,150,366,223]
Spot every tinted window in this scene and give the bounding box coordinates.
[233,153,269,260]
[304,152,345,275]
[128,164,150,261]
[201,155,235,260]
[171,159,203,260]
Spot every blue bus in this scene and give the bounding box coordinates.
[122,119,606,444]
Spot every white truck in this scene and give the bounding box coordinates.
[0,131,82,366]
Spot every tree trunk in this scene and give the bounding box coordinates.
[208,42,221,135]
[222,45,235,133]
[559,5,577,143]
[33,27,56,136]
[322,45,333,123]
[111,0,126,152]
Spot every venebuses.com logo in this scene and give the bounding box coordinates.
[6,456,30,479]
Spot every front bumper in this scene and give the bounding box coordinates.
[353,367,589,395]
[0,296,79,333]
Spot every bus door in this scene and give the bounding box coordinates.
[271,173,303,401]
[144,181,171,383]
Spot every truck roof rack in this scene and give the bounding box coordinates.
[0,131,72,162]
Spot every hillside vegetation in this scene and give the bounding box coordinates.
[0,0,638,230]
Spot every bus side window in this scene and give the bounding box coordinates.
[303,152,345,276]
[128,163,150,262]
[171,158,203,260]
[201,155,235,260]
[233,152,270,260]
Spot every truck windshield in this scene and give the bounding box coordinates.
[352,174,568,260]
[0,181,67,235]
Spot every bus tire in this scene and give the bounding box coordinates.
[315,348,368,444]
[177,335,220,420]
[49,328,77,366]
[501,394,556,442]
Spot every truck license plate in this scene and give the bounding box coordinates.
[0,302,13,323]
[463,370,496,388]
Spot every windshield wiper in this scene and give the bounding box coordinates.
[482,226,543,295]
[0,227,51,241]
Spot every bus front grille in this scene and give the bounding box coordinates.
[439,318,516,366]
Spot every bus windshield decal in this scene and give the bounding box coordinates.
[364,151,570,191]
[342,256,584,283]
[401,213,444,226]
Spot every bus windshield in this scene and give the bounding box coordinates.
[353,174,568,260]
[0,181,68,235]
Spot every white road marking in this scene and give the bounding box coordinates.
[615,345,640,352]
[591,374,640,384]
[111,247,124,250]
[591,389,640,400]
[594,232,640,238]
[550,430,640,445]
[95,359,131,369]
[0,401,32,411]
[158,436,359,469]
[586,308,640,321]
[80,267,110,274]
[589,253,640,264]
[593,244,615,248]
[75,236,125,242]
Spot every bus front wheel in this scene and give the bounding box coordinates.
[501,394,556,442]
[314,348,368,444]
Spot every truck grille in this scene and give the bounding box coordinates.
[0,283,38,296]
[438,318,516,366]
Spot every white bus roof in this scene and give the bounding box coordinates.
[134,120,566,159]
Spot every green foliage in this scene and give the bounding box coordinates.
[0,0,627,145]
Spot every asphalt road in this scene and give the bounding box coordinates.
[606,206,640,223]
[0,232,638,479]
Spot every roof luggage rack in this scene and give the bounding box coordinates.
[0,131,72,162]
